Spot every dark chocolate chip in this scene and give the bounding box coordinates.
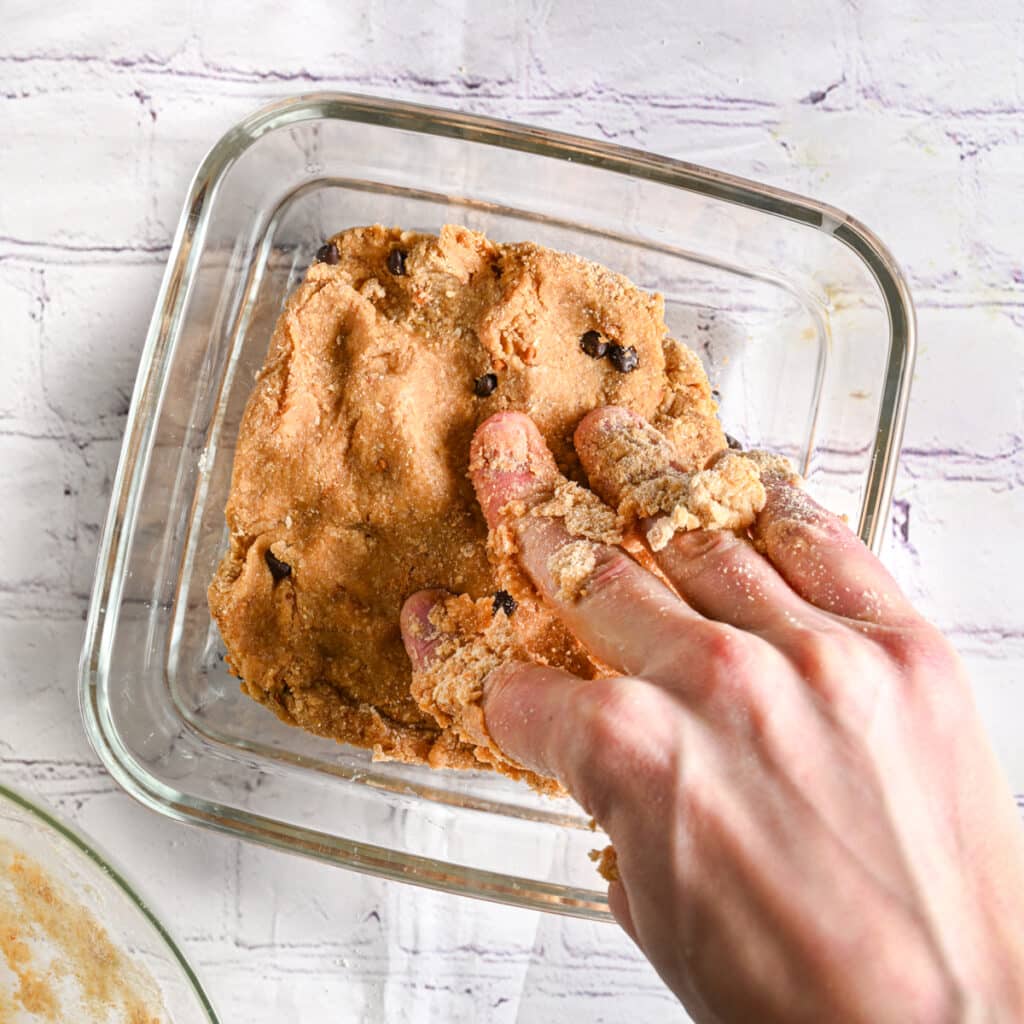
[473,372,498,397]
[712,388,721,400]
[315,242,339,265]
[725,433,744,451]
[492,590,518,616]
[387,248,408,276]
[265,548,292,581]
[607,343,639,373]
[580,330,608,359]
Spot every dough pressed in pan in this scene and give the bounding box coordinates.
[208,224,730,769]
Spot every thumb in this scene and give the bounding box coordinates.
[485,662,677,831]
[482,660,600,782]
[399,588,591,783]
[400,591,677,829]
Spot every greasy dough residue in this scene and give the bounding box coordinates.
[209,224,726,770]
[0,840,165,1024]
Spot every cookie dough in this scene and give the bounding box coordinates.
[209,224,726,767]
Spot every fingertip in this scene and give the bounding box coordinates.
[469,412,559,527]
[754,477,856,562]
[574,405,676,508]
[573,405,640,453]
[753,478,914,623]
[756,474,830,529]
[399,588,450,670]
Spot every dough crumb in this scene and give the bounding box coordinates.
[628,452,767,551]
[531,479,622,545]
[585,414,799,551]
[743,448,801,484]
[589,844,620,882]
[547,541,598,602]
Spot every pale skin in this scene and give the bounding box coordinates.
[401,409,1024,1023]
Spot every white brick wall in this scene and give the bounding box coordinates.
[2,3,1023,1021]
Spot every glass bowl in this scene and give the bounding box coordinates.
[0,782,218,1023]
[79,93,915,920]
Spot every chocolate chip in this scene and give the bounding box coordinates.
[265,549,292,582]
[607,343,639,373]
[386,248,408,276]
[492,590,517,616]
[473,372,498,397]
[725,433,744,450]
[580,330,608,359]
[712,388,721,400]
[315,242,339,265]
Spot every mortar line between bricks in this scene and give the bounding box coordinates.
[6,50,1024,123]
[0,51,777,111]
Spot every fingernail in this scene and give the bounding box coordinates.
[399,589,447,670]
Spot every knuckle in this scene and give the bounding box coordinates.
[569,679,674,820]
[690,626,763,706]
[879,623,956,673]
[663,528,742,581]
[674,526,737,562]
[700,625,756,678]
[583,551,637,599]
[579,678,656,750]
[679,769,719,831]
[482,659,534,701]
[786,628,859,681]
[881,627,971,713]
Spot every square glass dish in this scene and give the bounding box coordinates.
[80,93,915,919]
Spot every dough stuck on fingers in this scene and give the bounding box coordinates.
[589,844,621,882]
[576,408,800,551]
[405,591,572,795]
[547,540,600,602]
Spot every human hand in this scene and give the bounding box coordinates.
[402,408,1024,1023]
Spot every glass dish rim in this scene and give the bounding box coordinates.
[0,780,220,1023]
[79,91,917,919]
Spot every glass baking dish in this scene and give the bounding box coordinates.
[0,782,219,1023]
[79,93,915,919]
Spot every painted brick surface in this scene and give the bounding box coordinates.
[2,4,1022,1021]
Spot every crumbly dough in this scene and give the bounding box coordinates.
[589,845,620,883]
[209,224,725,768]
[409,593,575,794]
[531,480,622,546]
[577,413,790,551]
[547,541,599,602]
